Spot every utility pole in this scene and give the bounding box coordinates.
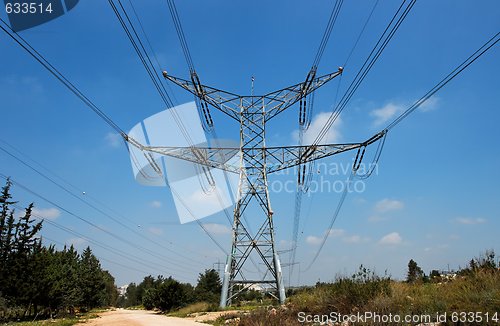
[145,68,384,307]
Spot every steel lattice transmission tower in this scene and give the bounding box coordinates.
[143,68,382,306]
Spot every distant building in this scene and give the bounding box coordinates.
[439,271,457,281]
[234,283,265,292]
[118,284,128,296]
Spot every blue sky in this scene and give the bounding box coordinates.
[1,0,499,287]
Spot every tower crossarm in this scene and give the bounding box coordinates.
[143,145,240,174]
[265,131,386,174]
[263,67,343,121]
[162,72,242,121]
[141,131,385,175]
[162,68,343,123]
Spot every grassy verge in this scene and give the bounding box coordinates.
[1,310,101,326]
[167,299,267,318]
[167,302,216,317]
[231,268,500,325]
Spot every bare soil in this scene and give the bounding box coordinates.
[81,309,207,326]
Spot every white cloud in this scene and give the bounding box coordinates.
[379,232,402,245]
[148,227,163,235]
[370,103,403,126]
[306,229,346,246]
[203,223,231,235]
[306,235,323,245]
[418,96,439,112]
[374,199,404,213]
[150,200,162,208]
[105,132,122,148]
[369,97,438,127]
[32,207,61,220]
[455,217,486,225]
[327,228,345,238]
[292,112,342,145]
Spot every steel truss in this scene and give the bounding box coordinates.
[146,67,380,306]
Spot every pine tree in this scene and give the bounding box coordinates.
[195,269,221,303]
[0,180,44,315]
[0,180,118,320]
[0,180,15,308]
[407,259,424,283]
[102,270,118,307]
[78,247,107,310]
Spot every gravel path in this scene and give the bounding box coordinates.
[82,309,208,326]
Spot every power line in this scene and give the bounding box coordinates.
[107,0,173,108]
[159,0,264,276]
[166,0,195,72]
[164,0,217,133]
[0,141,208,269]
[385,31,500,131]
[12,204,191,281]
[109,0,219,187]
[343,0,380,68]
[312,0,415,146]
[1,0,231,262]
[112,2,235,221]
[169,185,229,256]
[288,0,345,285]
[108,0,203,149]
[127,0,164,73]
[0,18,128,139]
[41,235,152,276]
[162,0,253,247]
[124,0,180,105]
[313,0,343,68]
[127,151,229,255]
[303,29,500,272]
[303,171,354,272]
[0,173,200,275]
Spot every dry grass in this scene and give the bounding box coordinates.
[236,268,500,325]
[168,302,217,317]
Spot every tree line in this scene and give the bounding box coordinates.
[0,180,117,321]
[0,179,237,319]
[118,268,266,312]
[118,268,223,311]
[406,249,498,284]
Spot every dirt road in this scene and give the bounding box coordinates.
[83,309,208,326]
